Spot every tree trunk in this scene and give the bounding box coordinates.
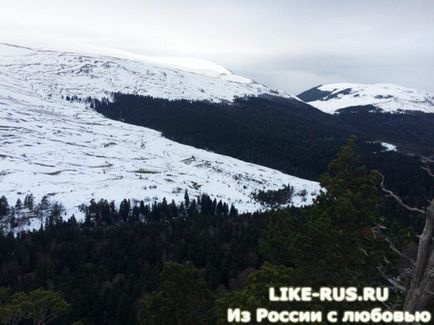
[402,198,434,313]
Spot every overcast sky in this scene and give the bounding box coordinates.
[1,0,434,94]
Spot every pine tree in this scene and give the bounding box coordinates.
[216,263,309,324]
[119,199,131,223]
[0,196,9,216]
[260,137,392,285]
[229,205,238,217]
[24,194,34,210]
[219,138,394,320]
[138,262,215,324]
[15,199,23,211]
[184,190,190,208]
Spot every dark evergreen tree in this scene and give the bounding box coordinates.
[184,190,190,208]
[24,194,34,210]
[260,137,395,286]
[15,198,23,211]
[0,196,9,217]
[138,262,215,324]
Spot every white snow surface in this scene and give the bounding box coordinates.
[305,83,434,114]
[0,43,287,102]
[380,142,397,152]
[0,43,319,220]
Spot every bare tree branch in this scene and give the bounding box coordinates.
[378,168,434,313]
[376,171,425,214]
[379,299,393,311]
[421,166,434,178]
[377,266,407,292]
[385,238,415,264]
[421,158,434,178]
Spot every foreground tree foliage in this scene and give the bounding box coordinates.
[138,262,214,324]
[0,139,429,324]
[261,137,392,283]
[0,288,69,324]
[216,263,316,324]
[217,138,399,323]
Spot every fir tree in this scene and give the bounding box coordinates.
[138,262,215,324]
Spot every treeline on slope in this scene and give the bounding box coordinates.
[0,194,64,232]
[92,94,349,180]
[252,184,297,208]
[1,139,428,324]
[91,94,434,206]
[336,106,434,157]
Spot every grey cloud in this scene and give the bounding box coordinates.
[1,0,433,93]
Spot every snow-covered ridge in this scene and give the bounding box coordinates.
[298,83,434,114]
[0,42,286,102]
[0,42,319,221]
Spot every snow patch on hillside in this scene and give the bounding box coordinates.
[380,142,397,152]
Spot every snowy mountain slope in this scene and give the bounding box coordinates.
[0,43,286,102]
[0,43,319,221]
[298,83,434,114]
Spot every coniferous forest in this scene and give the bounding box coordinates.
[1,139,433,324]
[92,94,434,207]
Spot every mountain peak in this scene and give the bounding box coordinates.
[298,83,434,114]
[0,42,287,102]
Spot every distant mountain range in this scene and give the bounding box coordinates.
[298,83,434,114]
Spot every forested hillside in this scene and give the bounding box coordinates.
[336,106,434,156]
[93,94,347,180]
[92,94,434,206]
